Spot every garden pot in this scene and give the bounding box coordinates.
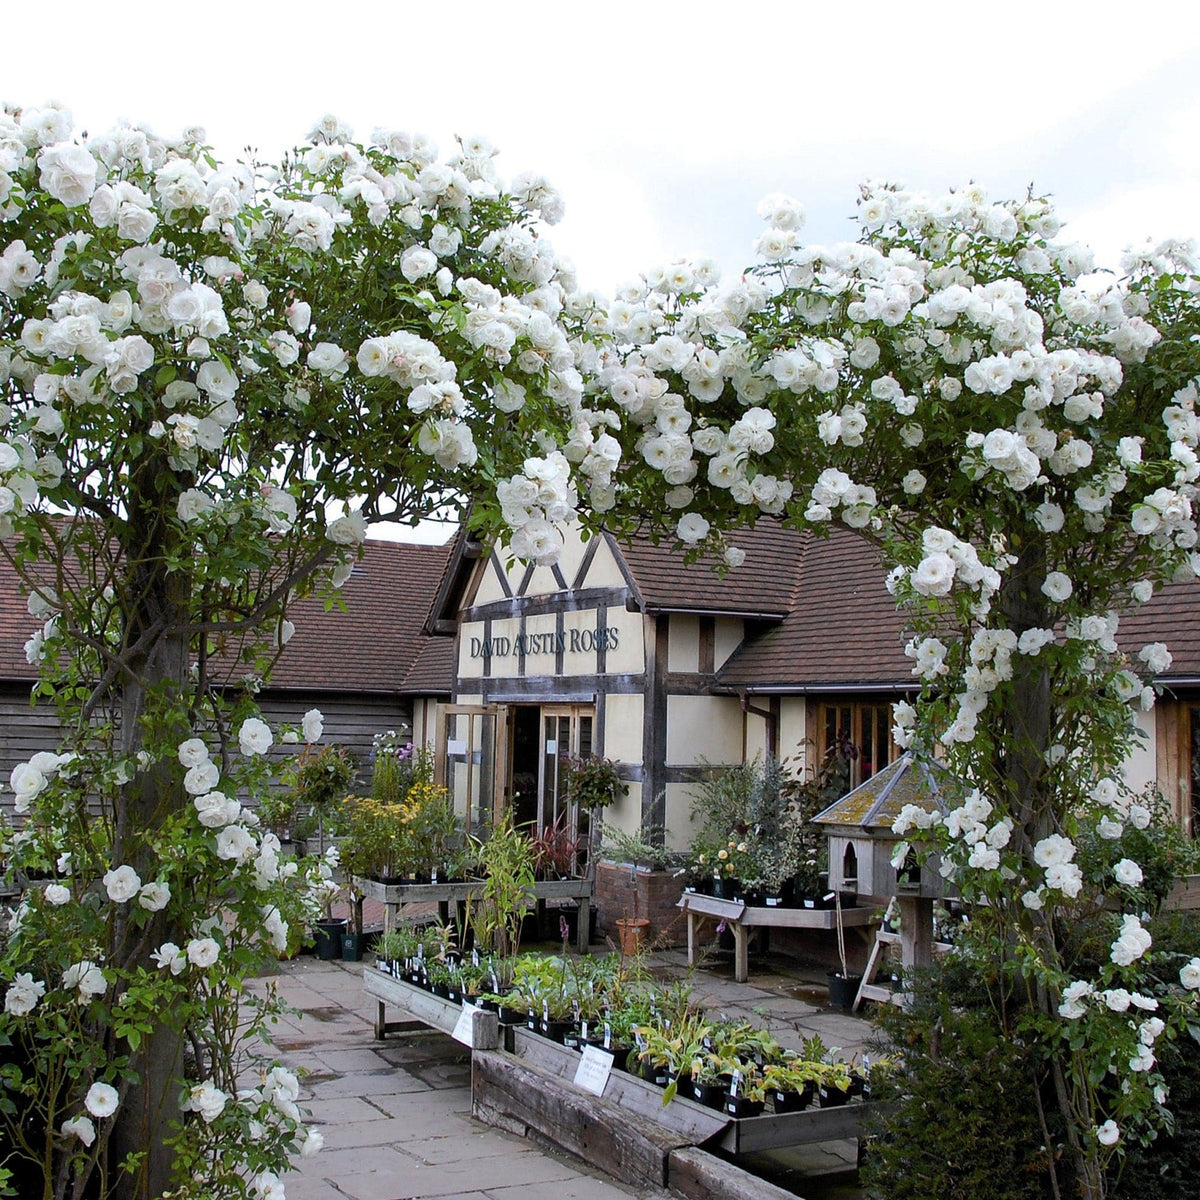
[615,917,650,956]
[692,1081,726,1109]
[497,1004,525,1026]
[771,1082,815,1113]
[341,932,364,962]
[827,971,863,1011]
[818,1082,851,1108]
[540,1018,575,1044]
[313,918,347,960]
[641,1060,670,1088]
[725,1095,764,1119]
[711,877,739,900]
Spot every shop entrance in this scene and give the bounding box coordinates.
[509,703,594,844]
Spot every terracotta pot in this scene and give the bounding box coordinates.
[616,917,650,956]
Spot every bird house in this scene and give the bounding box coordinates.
[812,754,952,902]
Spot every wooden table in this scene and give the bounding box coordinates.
[355,877,594,954]
[678,893,878,983]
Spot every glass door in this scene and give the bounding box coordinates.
[539,705,594,834]
[434,704,509,838]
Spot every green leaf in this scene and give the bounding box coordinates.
[154,364,177,388]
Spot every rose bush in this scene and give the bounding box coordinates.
[0,100,609,1200]
[588,184,1200,1198]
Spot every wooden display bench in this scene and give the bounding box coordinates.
[354,876,593,954]
[678,893,878,983]
[362,970,879,1192]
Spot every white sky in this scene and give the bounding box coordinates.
[7,0,1200,543]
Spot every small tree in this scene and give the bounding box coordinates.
[0,101,608,1200]
[593,184,1200,1198]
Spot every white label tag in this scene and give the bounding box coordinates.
[452,1003,478,1048]
[574,1045,614,1097]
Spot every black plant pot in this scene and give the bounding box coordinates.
[818,1083,851,1108]
[341,932,364,962]
[313,918,347,961]
[641,1060,670,1088]
[726,1095,764,1119]
[827,971,863,1011]
[540,1018,575,1044]
[497,1004,525,1026]
[692,1081,726,1110]
[771,1082,815,1113]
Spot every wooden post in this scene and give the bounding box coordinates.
[897,894,933,971]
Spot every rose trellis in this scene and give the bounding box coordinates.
[587,188,1200,1198]
[0,101,614,1200]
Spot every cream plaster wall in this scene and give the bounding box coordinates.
[668,615,700,673]
[600,782,645,838]
[602,693,645,764]
[583,536,628,588]
[470,560,509,606]
[666,695,743,765]
[779,699,809,769]
[714,618,744,670]
[1122,708,1159,796]
[664,782,700,851]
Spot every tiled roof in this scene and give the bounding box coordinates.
[715,526,911,692]
[398,634,455,695]
[615,523,807,616]
[1120,581,1200,682]
[0,538,453,696]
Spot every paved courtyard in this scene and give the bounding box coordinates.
[248,948,873,1200]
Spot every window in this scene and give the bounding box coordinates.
[820,700,896,791]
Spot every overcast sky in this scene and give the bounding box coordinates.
[7,0,1199,540]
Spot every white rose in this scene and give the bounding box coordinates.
[4,971,45,1015]
[44,883,71,906]
[103,864,142,904]
[400,246,438,282]
[186,937,221,968]
[1113,858,1144,887]
[1179,958,1200,989]
[676,513,710,545]
[1042,572,1073,603]
[238,716,273,757]
[85,1082,119,1119]
[911,553,956,597]
[184,761,220,795]
[1095,1120,1119,1147]
[177,738,209,769]
[326,510,367,545]
[38,143,99,207]
[62,1116,96,1146]
[302,708,324,743]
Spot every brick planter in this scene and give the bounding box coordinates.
[593,860,685,948]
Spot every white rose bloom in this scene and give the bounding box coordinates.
[85,1082,119,1118]
[177,738,209,768]
[63,959,107,1003]
[1179,957,1200,989]
[187,937,220,968]
[400,246,438,282]
[138,881,171,912]
[62,1116,96,1147]
[302,708,324,743]
[4,971,46,1015]
[1138,642,1173,675]
[1095,1120,1120,1147]
[676,513,710,545]
[1113,859,1144,887]
[183,1081,228,1123]
[38,143,99,207]
[1058,979,1092,1019]
[152,942,188,975]
[1098,818,1124,840]
[44,883,71,906]
[216,824,257,862]
[911,553,956,597]
[183,761,220,796]
[901,469,926,495]
[238,716,274,757]
[326,510,367,545]
[1110,914,1152,967]
[103,865,142,904]
[1042,572,1073,603]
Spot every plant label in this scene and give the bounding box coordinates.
[574,1045,613,1097]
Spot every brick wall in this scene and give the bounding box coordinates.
[593,860,686,948]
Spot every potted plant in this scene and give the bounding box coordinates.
[286,744,358,856]
[600,822,683,952]
[470,812,536,958]
[531,813,582,881]
[563,753,627,812]
[827,890,863,1010]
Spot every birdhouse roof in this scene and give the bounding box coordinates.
[811,754,954,833]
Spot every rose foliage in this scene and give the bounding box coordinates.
[585,187,1200,1197]
[0,101,613,1200]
